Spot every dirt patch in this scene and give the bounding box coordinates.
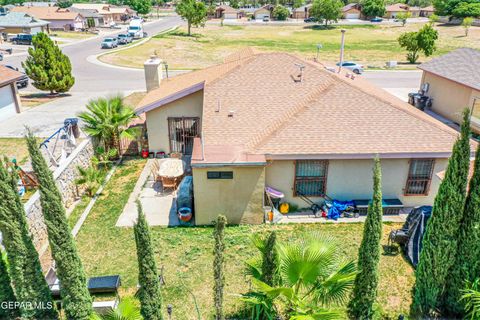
[20,93,69,109]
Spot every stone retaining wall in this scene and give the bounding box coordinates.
[24,139,94,270]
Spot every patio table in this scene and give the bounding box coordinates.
[158,158,185,178]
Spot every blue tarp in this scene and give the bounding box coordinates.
[327,200,355,220]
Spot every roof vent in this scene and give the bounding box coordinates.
[215,99,221,112]
[292,63,305,83]
[228,110,234,118]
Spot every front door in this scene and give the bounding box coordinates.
[168,117,200,155]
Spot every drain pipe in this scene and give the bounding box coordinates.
[338,29,346,73]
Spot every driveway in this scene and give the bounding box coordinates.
[0,16,182,137]
[363,70,422,101]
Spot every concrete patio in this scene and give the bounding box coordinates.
[116,159,180,227]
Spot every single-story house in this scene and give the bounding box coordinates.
[67,7,104,28]
[385,3,412,18]
[135,49,474,225]
[215,5,239,19]
[253,5,272,20]
[70,3,135,25]
[22,1,57,7]
[420,5,435,17]
[10,6,86,31]
[0,12,49,34]
[0,65,23,122]
[418,48,480,134]
[342,3,362,19]
[292,4,312,19]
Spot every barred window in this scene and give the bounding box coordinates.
[404,159,435,196]
[294,160,328,197]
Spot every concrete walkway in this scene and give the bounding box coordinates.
[116,159,180,227]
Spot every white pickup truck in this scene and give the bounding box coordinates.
[128,18,144,39]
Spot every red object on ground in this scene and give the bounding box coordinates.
[141,149,149,158]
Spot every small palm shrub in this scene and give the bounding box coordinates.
[75,165,103,197]
[461,279,480,320]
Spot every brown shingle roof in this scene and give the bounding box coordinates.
[0,65,24,87]
[138,51,471,164]
[10,6,82,20]
[418,48,480,91]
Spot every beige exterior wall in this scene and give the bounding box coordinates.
[145,90,204,153]
[422,72,480,133]
[265,158,449,208]
[192,165,265,225]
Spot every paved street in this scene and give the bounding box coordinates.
[363,70,421,101]
[0,16,182,137]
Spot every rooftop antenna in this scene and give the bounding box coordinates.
[294,63,305,82]
[316,43,322,61]
[338,29,346,73]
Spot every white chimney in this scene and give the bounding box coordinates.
[144,55,163,92]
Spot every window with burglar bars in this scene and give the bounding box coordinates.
[294,160,328,197]
[404,159,435,196]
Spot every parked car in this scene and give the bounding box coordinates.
[262,16,270,22]
[370,17,383,22]
[4,65,29,88]
[0,53,2,61]
[117,33,132,44]
[101,37,118,49]
[304,17,318,23]
[336,61,364,74]
[11,34,33,45]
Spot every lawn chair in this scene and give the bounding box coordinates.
[160,175,178,194]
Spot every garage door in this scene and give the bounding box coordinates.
[30,27,42,34]
[346,13,360,19]
[255,13,270,20]
[0,85,17,122]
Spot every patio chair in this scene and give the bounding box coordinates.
[160,175,178,194]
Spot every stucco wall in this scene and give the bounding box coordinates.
[192,165,265,225]
[145,90,203,153]
[422,72,480,133]
[265,158,448,208]
[24,139,94,271]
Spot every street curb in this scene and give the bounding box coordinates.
[89,25,178,71]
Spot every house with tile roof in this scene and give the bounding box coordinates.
[0,65,23,122]
[136,49,474,225]
[418,48,480,134]
[214,5,240,19]
[385,3,420,18]
[70,3,134,25]
[0,11,49,34]
[10,6,86,31]
[292,4,312,19]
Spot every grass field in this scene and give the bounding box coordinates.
[50,31,97,40]
[75,158,414,319]
[0,138,31,165]
[99,23,479,70]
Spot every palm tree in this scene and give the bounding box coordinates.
[75,165,103,197]
[242,232,356,319]
[78,96,138,153]
[461,279,480,320]
[90,298,142,320]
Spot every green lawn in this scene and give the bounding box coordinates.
[0,138,31,165]
[99,23,479,70]
[74,158,414,319]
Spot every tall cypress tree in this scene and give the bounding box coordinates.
[133,201,163,320]
[22,32,75,94]
[0,159,57,319]
[26,131,92,320]
[348,157,383,320]
[445,141,480,315]
[261,231,278,287]
[0,249,19,320]
[213,215,226,320]
[412,110,471,317]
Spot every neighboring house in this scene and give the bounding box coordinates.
[215,5,239,19]
[68,7,104,28]
[70,3,134,25]
[342,3,363,19]
[409,6,421,17]
[0,65,23,122]
[135,49,472,225]
[420,5,435,17]
[385,3,415,18]
[418,48,480,134]
[292,4,312,19]
[0,12,49,34]
[10,6,86,31]
[23,1,57,7]
[253,5,272,20]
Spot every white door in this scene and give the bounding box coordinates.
[346,13,360,19]
[30,27,41,34]
[0,85,17,122]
